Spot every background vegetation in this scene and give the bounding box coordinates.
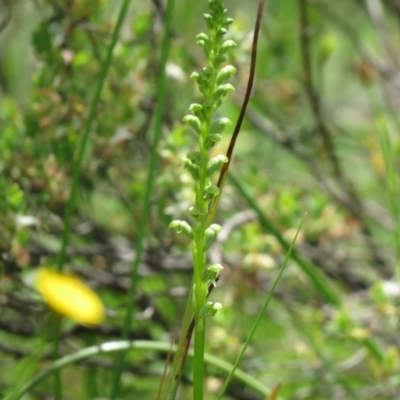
[2,0,400,398]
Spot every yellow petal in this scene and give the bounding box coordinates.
[35,268,105,326]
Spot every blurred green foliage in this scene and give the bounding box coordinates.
[2,0,400,399]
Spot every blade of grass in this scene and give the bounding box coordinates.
[266,383,281,400]
[375,112,400,280]
[359,84,399,362]
[51,320,62,400]
[57,0,131,272]
[158,285,195,400]
[5,340,276,400]
[215,214,305,400]
[228,172,341,305]
[361,46,400,297]
[228,171,384,363]
[53,2,132,399]
[286,306,359,399]
[108,0,175,398]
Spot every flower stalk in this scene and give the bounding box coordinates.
[169,1,236,398]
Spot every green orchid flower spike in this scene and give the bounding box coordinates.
[164,1,237,399]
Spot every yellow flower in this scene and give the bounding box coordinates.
[35,268,105,326]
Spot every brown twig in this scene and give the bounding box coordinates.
[208,0,266,225]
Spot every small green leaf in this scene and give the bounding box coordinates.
[32,22,53,56]
[213,84,235,101]
[214,54,228,66]
[183,158,199,180]
[196,33,209,42]
[189,103,203,117]
[202,263,224,285]
[203,13,212,21]
[189,206,203,219]
[202,65,214,80]
[7,184,25,212]
[204,223,222,250]
[183,115,201,134]
[203,185,220,201]
[207,155,228,176]
[217,27,227,36]
[216,65,236,85]
[220,40,237,54]
[204,134,222,149]
[199,301,222,319]
[190,72,200,81]
[210,118,232,134]
[169,220,194,239]
[203,98,216,109]
[186,151,203,165]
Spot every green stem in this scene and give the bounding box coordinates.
[51,319,62,400]
[57,0,131,272]
[161,285,195,400]
[228,172,341,306]
[228,172,384,363]
[193,315,206,400]
[192,127,211,400]
[52,2,131,399]
[378,118,400,279]
[109,0,174,398]
[165,3,236,397]
[6,340,279,400]
[216,216,305,399]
